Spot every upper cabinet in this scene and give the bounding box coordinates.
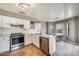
[0,15,12,28]
[24,20,30,29]
[0,15,30,29]
[30,22,41,29]
[35,23,41,29]
[17,19,24,25]
[30,22,41,34]
[34,23,41,33]
[0,15,3,27]
[2,16,12,28]
[11,18,24,25]
[11,17,17,25]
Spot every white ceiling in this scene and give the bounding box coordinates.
[0,3,79,22]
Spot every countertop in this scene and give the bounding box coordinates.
[25,34,56,38]
[39,34,56,38]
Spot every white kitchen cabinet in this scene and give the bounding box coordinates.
[34,23,41,33]
[32,35,39,48]
[0,15,30,29]
[24,20,30,29]
[49,35,56,55]
[11,17,24,25]
[24,35,32,45]
[16,19,24,25]
[24,34,40,47]
[0,15,15,28]
[0,37,10,53]
[0,15,3,27]
[35,23,41,29]
[11,17,18,25]
[2,16,12,28]
[30,23,41,34]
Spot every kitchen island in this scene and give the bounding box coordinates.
[24,33,56,56]
[39,34,56,55]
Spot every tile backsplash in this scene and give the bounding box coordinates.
[0,27,23,36]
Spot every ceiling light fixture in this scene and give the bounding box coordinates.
[17,3,31,9]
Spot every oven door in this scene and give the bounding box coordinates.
[10,36,24,50]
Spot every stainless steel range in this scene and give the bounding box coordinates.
[10,33,24,51]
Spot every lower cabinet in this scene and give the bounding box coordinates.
[32,35,39,48]
[24,35,32,45]
[49,36,56,55]
[24,34,40,47]
[0,37,10,53]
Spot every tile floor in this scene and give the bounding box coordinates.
[54,40,79,56]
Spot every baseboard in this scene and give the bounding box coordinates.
[24,43,33,47]
[0,43,33,54]
[61,40,78,45]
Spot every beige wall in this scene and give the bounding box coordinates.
[0,27,23,36]
[41,22,47,34]
[47,22,55,34]
[0,9,37,21]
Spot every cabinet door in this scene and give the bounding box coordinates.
[24,35,32,45]
[11,17,17,25]
[24,20,30,29]
[35,23,41,29]
[2,16,11,28]
[17,19,24,25]
[49,36,56,55]
[0,15,3,27]
[35,23,41,33]
[33,35,39,48]
[0,37,10,53]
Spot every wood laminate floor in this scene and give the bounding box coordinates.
[0,44,47,56]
